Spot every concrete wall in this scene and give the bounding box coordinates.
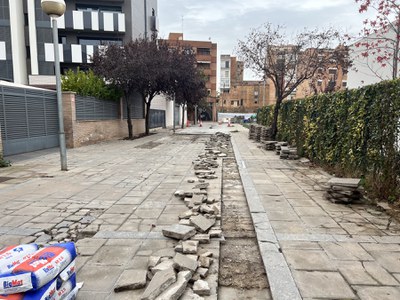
[0,126,3,157]
[63,92,145,148]
[348,29,399,89]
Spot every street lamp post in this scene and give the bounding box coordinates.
[41,0,67,171]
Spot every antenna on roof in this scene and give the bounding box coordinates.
[181,15,184,39]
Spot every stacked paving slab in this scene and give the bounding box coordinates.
[279,146,299,160]
[113,133,229,299]
[325,177,364,203]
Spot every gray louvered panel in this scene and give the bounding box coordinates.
[1,84,59,156]
[26,96,46,137]
[76,95,119,120]
[149,109,165,129]
[3,94,29,139]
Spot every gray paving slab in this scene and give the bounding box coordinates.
[231,136,302,300]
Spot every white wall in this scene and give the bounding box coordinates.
[348,28,399,89]
[9,0,27,84]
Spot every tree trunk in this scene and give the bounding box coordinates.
[145,100,151,135]
[271,97,282,140]
[125,94,133,139]
[181,104,185,129]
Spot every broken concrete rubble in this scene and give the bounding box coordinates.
[173,253,198,272]
[114,269,147,292]
[182,240,199,254]
[192,279,211,296]
[162,224,197,240]
[155,271,192,300]
[190,215,215,233]
[141,268,176,300]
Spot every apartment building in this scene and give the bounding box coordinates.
[264,46,348,101]
[165,33,218,121]
[219,55,269,113]
[0,0,158,86]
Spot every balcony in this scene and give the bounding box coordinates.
[44,43,97,64]
[55,10,125,33]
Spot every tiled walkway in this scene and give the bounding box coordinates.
[229,124,400,300]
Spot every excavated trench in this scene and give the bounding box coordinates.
[218,140,271,298]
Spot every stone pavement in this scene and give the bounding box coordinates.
[230,124,400,300]
[0,131,222,299]
[1,122,400,299]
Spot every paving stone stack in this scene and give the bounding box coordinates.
[275,141,288,155]
[254,125,262,142]
[279,146,299,160]
[248,124,262,141]
[113,133,227,299]
[324,177,364,203]
[248,124,257,140]
[262,140,278,151]
[260,126,272,142]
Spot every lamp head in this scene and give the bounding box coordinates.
[41,0,66,18]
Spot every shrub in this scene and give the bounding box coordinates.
[257,79,400,201]
[62,69,122,101]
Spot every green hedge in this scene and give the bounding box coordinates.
[257,79,400,201]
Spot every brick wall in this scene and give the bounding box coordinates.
[63,92,145,148]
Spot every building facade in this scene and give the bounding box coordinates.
[0,0,158,86]
[166,33,218,121]
[218,55,269,113]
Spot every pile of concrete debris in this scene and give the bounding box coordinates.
[324,177,364,203]
[114,132,229,299]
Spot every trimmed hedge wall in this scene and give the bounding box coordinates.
[257,79,400,201]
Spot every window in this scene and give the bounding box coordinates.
[342,81,347,88]
[317,80,322,86]
[231,101,234,105]
[328,68,337,75]
[76,4,122,12]
[240,99,243,106]
[197,62,210,69]
[225,70,229,77]
[58,36,67,44]
[78,37,122,46]
[225,61,230,68]
[197,48,211,55]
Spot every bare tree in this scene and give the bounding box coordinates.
[237,23,349,139]
[167,46,208,128]
[92,39,173,137]
[354,0,400,79]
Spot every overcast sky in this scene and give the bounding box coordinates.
[158,0,372,80]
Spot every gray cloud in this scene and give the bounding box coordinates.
[158,0,372,79]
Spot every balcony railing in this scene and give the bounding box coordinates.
[44,43,99,64]
[55,10,125,33]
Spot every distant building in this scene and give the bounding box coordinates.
[264,46,348,101]
[219,55,269,113]
[165,33,218,121]
[0,0,158,87]
[295,48,348,99]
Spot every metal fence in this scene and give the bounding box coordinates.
[0,85,58,156]
[75,96,119,120]
[149,109,166,129]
